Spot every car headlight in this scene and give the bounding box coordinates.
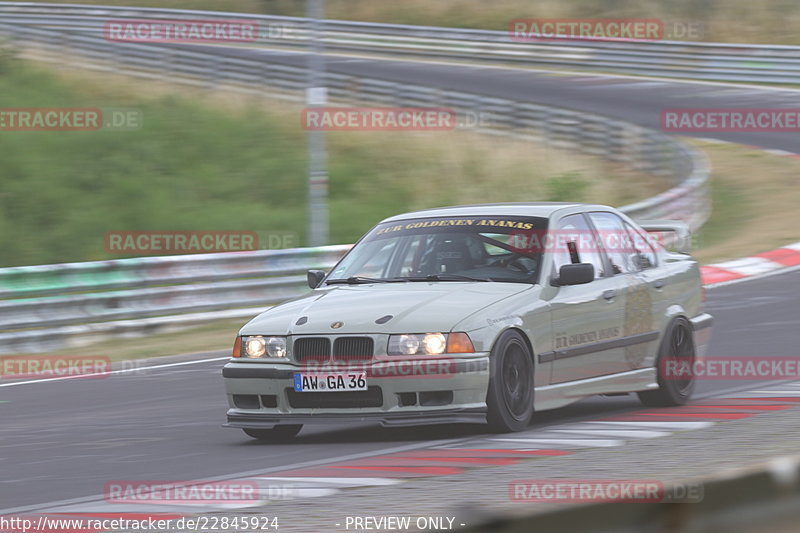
[387,332,474,355]
[238,336,287,358]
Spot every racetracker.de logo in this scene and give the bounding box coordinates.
[662,357,800,380]
[301,107,457,131]
[509,19,664,42]
[661,109,800,132]
[104,19,259,43]
[296,358,485,379]
[105,231,259,255]
[508,229,663,254]
[0,355,111,380]
[509,480,703,503]
[104,480,259,505]
[0,108,141,131]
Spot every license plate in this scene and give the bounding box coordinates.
[293,372,367,392]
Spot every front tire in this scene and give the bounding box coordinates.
[486,330,534,433]
[242,425,302,442]
[638,317,695,407]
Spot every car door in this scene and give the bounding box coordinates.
[547,213,628,384]
[586,211,661,373]
[619,218,668,371]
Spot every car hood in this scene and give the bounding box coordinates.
[241,282,532,335]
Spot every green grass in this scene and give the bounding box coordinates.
[0,58,400,265]
[0,55,644,267]
[0,64,260,264]
[693,178,748,253]
[689,139,800,264]
[0,58,413,266]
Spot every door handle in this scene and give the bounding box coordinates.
[602,289,617,301]
[653,279,665,289]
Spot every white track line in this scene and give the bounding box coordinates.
[589,421,714,429]
[252,477,400,486]
[548,428,669,438]
[489,438,624,447]
[0,357,229,388]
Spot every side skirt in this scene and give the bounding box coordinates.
[534,368,657,412]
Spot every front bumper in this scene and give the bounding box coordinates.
[225,407,488,428]
[222,355,490,428]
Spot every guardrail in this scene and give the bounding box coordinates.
[0,246,350,353]
[1,2,800,83]
[0,4,709,353]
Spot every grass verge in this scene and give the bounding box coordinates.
[0,319,244,365]
[0,55,658,266]
[690,140,800,264]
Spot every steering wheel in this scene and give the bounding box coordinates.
[487,253,533,273]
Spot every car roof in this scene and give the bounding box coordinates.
[380,202,613,223]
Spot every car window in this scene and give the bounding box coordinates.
[587,212,637,274]
[332,239,399,278]
[624,221,658,270]
[396,234,426,277]
[552,214,605,280]
[327,216,549,284]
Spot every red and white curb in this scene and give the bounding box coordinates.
[241,381,800,506]
[14,381,800,519]
[701,241,800,285]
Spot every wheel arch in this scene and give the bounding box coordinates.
[658,312,692,350]
[492,326,536,362]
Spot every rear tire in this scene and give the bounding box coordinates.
[243,425,302,442]
[486,330,534,433]
[638,317,695,407]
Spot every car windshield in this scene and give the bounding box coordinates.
[326,215,548,284]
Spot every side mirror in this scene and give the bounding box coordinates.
[556,263,594,286]
[307,270,326,289]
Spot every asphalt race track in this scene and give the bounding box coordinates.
[182,46,800,152]
[2,268,798,512]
